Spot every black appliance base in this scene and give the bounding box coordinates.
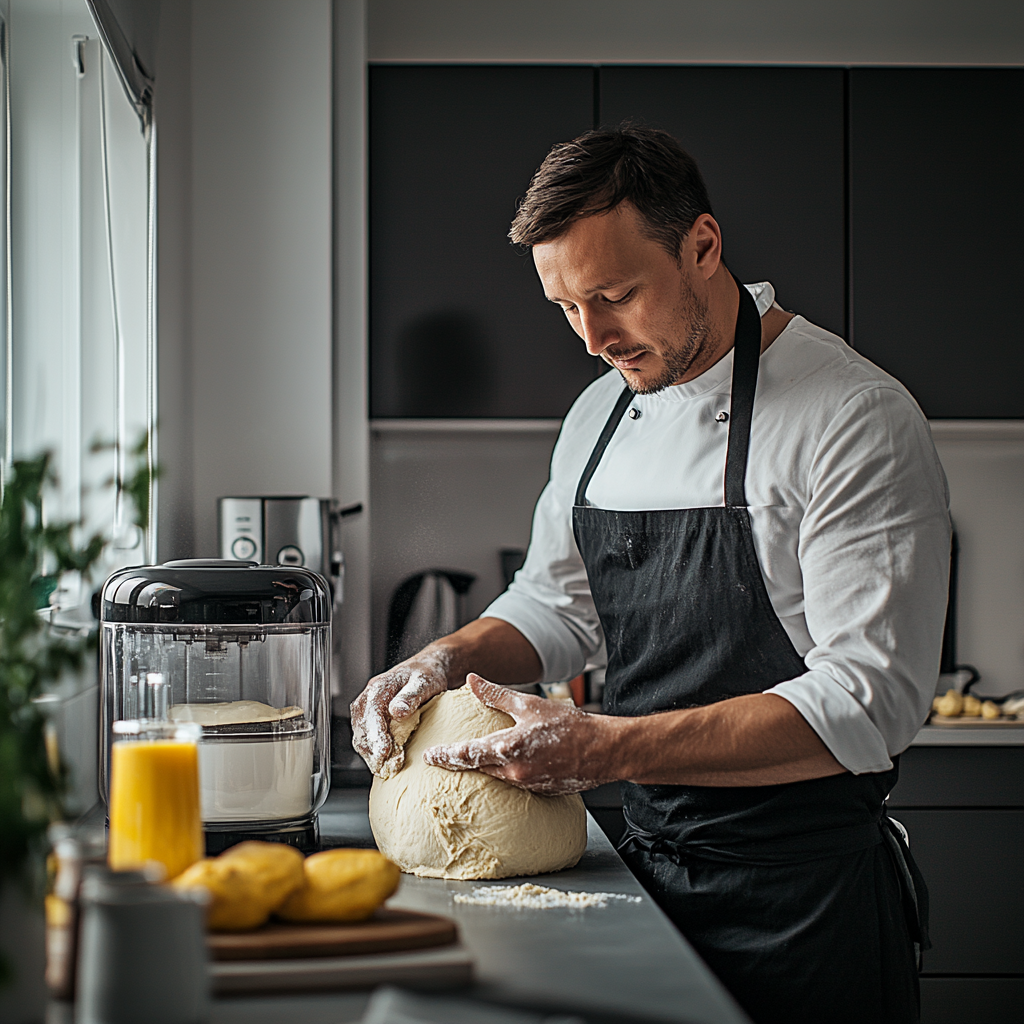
[204,815,320,855]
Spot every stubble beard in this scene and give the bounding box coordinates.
[619,280,713,396]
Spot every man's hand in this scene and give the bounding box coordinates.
[422,674,611,795]
[350,647,451,776]
[349,618,544,776]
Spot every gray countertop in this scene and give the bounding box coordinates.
[209,791,750,1024]
[910,724,1024,745]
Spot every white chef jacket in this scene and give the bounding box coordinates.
[483,283,951,775]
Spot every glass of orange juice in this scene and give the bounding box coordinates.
[108,721,204,881]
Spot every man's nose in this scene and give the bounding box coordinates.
[577,307,619,356]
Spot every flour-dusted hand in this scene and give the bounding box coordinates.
[350,647,453,776]
[422,674,611,795]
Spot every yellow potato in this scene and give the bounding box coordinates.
[981,700,1001,720]
[276,849,400,923]
[961,694,982,717]
[220,841,306,908]
[935,689,964,717]
[171,841,304,931]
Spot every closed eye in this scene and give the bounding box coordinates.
[606,288,635,305]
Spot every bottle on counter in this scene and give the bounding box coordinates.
[45,822,107,1001]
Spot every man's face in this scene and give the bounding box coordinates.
[533,203,712,394]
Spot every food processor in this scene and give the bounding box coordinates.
[99,560,331,852]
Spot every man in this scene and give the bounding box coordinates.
[352,126,950,1024]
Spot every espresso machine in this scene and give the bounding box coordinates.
[99,561,332,852]
[217,496,361,692]
[217,497,344,575]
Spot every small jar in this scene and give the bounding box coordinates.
[76,867,209,1024]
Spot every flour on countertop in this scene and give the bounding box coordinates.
[453,882,642,910]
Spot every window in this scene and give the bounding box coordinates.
[5,0,155,606]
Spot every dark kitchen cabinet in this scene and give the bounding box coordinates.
[848,68,1024,418]
[371,66,1023,420]
[370,66,598,419]
[890,808,1024,974]
[888,745,1024,1022]
[599,66,846,337]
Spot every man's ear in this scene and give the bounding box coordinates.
[688,214,723,280]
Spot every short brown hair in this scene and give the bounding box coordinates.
[509,124,713,261]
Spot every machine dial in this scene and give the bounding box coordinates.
[277,545,304,566]
[231,536,258,560]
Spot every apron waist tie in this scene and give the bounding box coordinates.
[616,814,883,866]
[881,814,932,969]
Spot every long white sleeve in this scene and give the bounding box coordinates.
[483,286,951,774]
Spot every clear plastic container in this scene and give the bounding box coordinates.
[99,561,331,833]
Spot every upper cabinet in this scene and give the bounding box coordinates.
[849,69,1024,418]
[370,66,1023,420]
[369,66,597,419]
[599,67,846,338]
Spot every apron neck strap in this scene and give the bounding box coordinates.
[575,386,633,507]
[572,278,763,510]
[724,280,763,509]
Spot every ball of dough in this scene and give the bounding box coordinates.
[369,686,588,880]
[981,700,1001,720]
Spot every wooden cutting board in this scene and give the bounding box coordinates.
[207,908,459,961]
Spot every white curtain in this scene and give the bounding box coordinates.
[5,0,153,606]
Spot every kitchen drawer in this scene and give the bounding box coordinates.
[893,809,1024,974]
[920,977,1024,1024]
[888,747,1024,807]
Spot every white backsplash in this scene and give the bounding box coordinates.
[370,421,1024,697]
[932,423,1024,698]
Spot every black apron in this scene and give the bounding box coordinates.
[572,283,929,1024]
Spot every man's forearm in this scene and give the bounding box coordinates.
[598,693,847,787]
[436,616,543,687]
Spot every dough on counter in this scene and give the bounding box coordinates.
[369,686,587,880]
[168,700,303,726]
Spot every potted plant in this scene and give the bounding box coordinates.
[0,442,152,1020]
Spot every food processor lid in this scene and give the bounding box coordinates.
[100,560,331,625]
